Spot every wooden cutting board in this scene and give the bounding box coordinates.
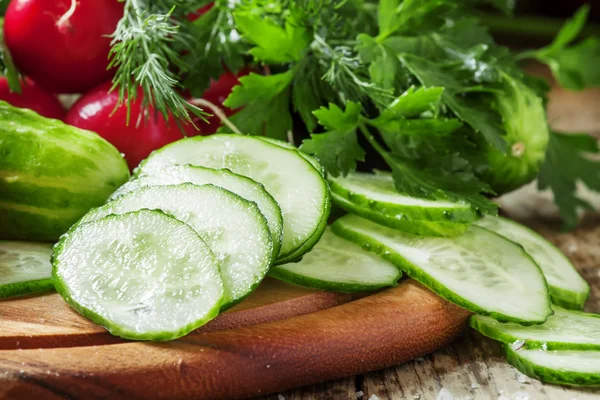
[0,275,470,399]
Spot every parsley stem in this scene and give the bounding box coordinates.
[188,98,243,135]
[358,122,393,163]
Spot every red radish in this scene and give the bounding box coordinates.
[0,77,65,119]
[187,3,215,21]
[194,69,249,134]
[65,81,196,170]
[3,0,123,94]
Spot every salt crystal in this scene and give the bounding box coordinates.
[368,395,380,400]
[278,395,285,400]
[497,396,510,400]
[567,244,578,253]
[471,383,479,389]
[541,342,548,351]
[266,365,271,368]
[517,373,529,384]
[356,391,364,398]
[514,392,529,400]
[436,388,454,400]
[413,395,420,399]
[510,340,525,351]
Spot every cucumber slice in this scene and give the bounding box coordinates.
[269,227,401,292]
[53,210,223,341]
[475,215,589,310]
[332,214,552,324]
[79,184,273,309]
[332,193,469,237]
[137,134,330,261]
[470,307,600,350]
[0,241,54,298]
[505,347,600,387]
[110,165,283,257]
[329,172,480,223]
[258,137,325,175]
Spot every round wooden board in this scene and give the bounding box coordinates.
[0,278,470,400]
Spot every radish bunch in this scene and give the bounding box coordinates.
[1,0,238,170]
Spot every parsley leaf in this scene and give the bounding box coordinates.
[399,54,506,151]
[519,5,600,91]
[538,132,600,229]
[222,70,296,138]
[234,13,311,64]
[301,102,365,176]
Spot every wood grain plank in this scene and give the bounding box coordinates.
[0,278,351,350]
[0,281,470,400]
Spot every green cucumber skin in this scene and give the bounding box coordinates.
[274,189,331,265]
[0,102,130,241]
[550,290,588,311]
[328,177,480,224]
[475,216,589,311]
[332,219,552,325]
[504,346,600,387]
[0,278,54,299]
[332,193,469,238]
[52,211,222,341]
[469,311,600,351]
[268,266,400,293]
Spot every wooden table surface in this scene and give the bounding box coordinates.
[258,218,600,400]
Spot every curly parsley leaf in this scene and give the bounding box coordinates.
[519,5,600,91]
[538,132,600,230]
[301,102,365,176]
[221,70,295,138]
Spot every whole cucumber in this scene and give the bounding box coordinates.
[0,101,129,241]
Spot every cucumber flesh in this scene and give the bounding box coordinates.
[137,134,330,261]
[258,137,325,175]
[470,307,600,350]
[332,192,469,237]
[475,215,589,310]
[269,227,401,292]
[332,214,552,324]
[79,184,273,309]
[110,165,283,257]
[329,172,479,223]
[53,210,223,341]
[0,241,54,298]
[505,347,600,387]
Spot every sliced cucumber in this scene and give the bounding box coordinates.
[332,214,552,324]
[505,347,600,387]
[332,193,469,237]
[329,172,480,223]
[258,137,325,175]
[78,184,273,309]
[475,215,589,310]
[110,165,283,257]
[0,241,54,298]
[470,307,600,350]
[269,227,401,292]
[53,210,223,341]
[137,134,330,262]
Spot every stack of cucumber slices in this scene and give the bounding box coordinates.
[1,134,597,387]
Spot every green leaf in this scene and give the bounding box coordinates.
[378,0,456,38]
[538,132,600,230]
[545,37,600,90]
[292,59,336,132]
[301,102,365,176]
[519,5,599,91]
[386,86,444,118]
[399,54,506,151]
[222,70,296,139]
[234,14,311,64]
[541,5,590,56]
[378,0,400,35]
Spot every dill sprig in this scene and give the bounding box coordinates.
[108,0,205,124]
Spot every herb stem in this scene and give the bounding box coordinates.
[189,98,243,135]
